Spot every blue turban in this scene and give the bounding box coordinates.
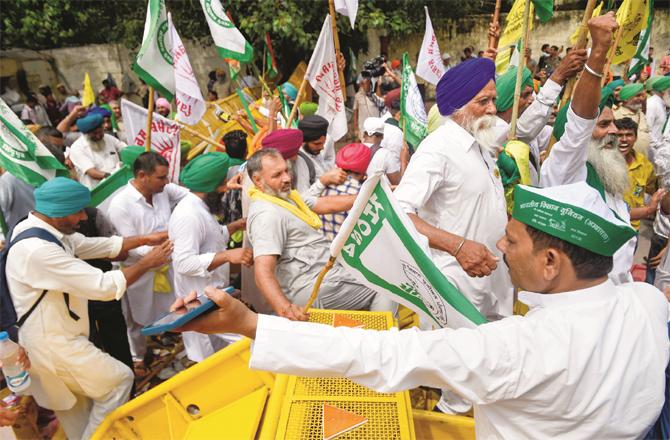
[87,106,112,119]
[436,58,496,116]
[76,114,104,133]
[281,83,298,101]
[34,177,91,217]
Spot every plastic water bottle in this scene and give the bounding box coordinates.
[0,331,30,393]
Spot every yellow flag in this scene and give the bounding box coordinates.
[612,0,650,65]
[82,72,95,107]
[569,1,603,45]
[495,0,534,74]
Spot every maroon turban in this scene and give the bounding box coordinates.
[261,129,303,160]
[336,143,372,175]
[436,58,496,116]
[384,88,401,109]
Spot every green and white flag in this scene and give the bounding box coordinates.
[400,53,428,148]
[629,0,654,77]
[330,174,487,329]
[0,98,68,187]
[199,0,253,62]
[132,0,175,101]
[90,165,134,210]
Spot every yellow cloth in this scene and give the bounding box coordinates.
[248,187,323,229]
[624,151,656,230]
[82,72,95,107]
[495,0,534,74]
[502,140,532,215]
[153,264,172,293]
[612,0,651,65]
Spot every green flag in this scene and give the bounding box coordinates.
[532,0,554,24]
[277,87,298,128]
[264,33,278,78]
[0,98,68,188]
[199,0,253,62]
[235,88,258,133]
[90,165,134,208]
[132,0,175,100]
[400,53,428,148]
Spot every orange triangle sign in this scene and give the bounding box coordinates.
[322,403,368,440]
[333,315,365,329]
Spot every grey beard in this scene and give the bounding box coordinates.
[86,135,106,151]
[587,134,629,196]
[261,182,290,200]
[625,103,642,112]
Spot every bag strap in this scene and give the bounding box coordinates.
[15,290,47,327]
[297,150,317,186]
[369,144,382,158]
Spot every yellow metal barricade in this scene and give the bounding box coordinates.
[413,409,476,440]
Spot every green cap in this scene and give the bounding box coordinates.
[619,83,644,101]
[180,152,231,193]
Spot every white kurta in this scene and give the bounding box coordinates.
[6,215,132,411]
[250,280,669,440]
[69,133,127,189]
[647,94,668,155]
[294,147,329,195]
[394,119,512,320]
[107,182,188,324]
[168,192,234,361]
[541,106,636,284]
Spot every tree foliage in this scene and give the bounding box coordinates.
[0,0,501,73]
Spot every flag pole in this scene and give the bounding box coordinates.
[602,22,624,86]
[145,86,155,152]
[558,0,598,107]
[488,0,502,49]
[177,123,227,151]
[304,256,336,310]
[508,0,532,141]
[287,78,309,126]
[328,0,347,101]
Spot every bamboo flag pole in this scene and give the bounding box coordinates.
[601,23,624,86]
[508,0,532,141]
[145,87,155,152]
[287,78,309,127]
[328,0,347,101]
[303,256,336,310]
[558,0,598,107]
[488,0,503,49]
[178,123,227,151]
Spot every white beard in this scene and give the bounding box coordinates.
[455,112,499,156]
[86,135,106,151]
[587,134,629,196]
[625,103,642,112]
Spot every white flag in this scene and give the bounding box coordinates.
[305,15,347,142]
[167,13,205,125]
[199,0,253,62]
[330,174,487,329]
[132,0,175,100]
[120,99,181,183]
[334,0,358,29]
[416,7,445,86]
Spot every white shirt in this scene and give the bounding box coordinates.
[250,280,669,440]
[541,106,636,284]
[394,118,512,320]
[364,142,400,177]
[20,104,51,126]
[69,133,127,189]
[293,148,330,198]
[169,193,230,299]
[107,182,188,324]
[6,214,126,410]
[647,94,668,152]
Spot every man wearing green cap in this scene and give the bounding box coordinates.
[173,179,668,439]
[613,82,651,157]
[646,76,670,158]
[5,177,173,439]
[168,152,251,362]
[542,13,637,285]
[107,151,189,368]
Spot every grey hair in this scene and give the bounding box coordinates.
[246,148,283,179]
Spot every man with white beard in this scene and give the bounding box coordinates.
[542,12,635,284]
[68,113,127,189]
[395,57,511,324]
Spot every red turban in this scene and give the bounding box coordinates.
[336,143,372,175]
[261,128,303,160]
[384,88,401,109]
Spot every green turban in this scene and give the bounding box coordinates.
[553,88,614,142]
[651,76,670,93]
[495,66,534,112]
[120,145,146,167]
[605,79,625,91]
[34,177,91,217]
[299,102,318,117]
[619,83,644,101]
[180,152,231,193]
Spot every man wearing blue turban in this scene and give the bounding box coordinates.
[68,109,127,189]
[5,176,173,439]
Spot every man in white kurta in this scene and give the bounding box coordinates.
[294,115,344,196]
[6,177,172,440]
[68,113,127,189]
[108,151,188,362]
[169,152,251,362]
[646,76,670,161]
[395,58,512,321]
